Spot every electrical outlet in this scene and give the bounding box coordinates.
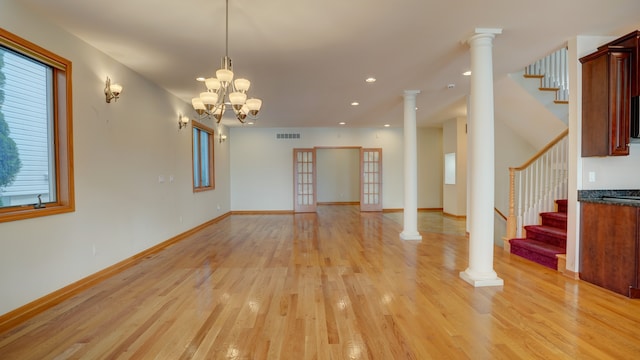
[588,171,596,182]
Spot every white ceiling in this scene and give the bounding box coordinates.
[19,0,640,128]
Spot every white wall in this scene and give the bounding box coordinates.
[417,127,443,209]
[442,117,467,216]
[581,149,640,188]
[493,118,537,246]
[317,148,360,202]
[0,1,230,316]
[229,127,443,211]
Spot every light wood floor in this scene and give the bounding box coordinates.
[2,205,640,359]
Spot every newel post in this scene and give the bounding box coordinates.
[504,167,517,252]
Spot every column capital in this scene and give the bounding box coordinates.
[474,28,503,35]
[468,28,502,45]
[403,90,421,97]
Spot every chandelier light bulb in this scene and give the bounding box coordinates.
[192,97,206,110]
[234,78,251,92]
[205,77,221,91]
[200,92,219,111]
[216,68,234,84]
[229,91,247,106]
[245,98,262,112]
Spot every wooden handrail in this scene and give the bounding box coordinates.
[494,207,507,221]
[509,129,569,171]
[506,129,569,246]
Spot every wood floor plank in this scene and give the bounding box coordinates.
[2,205,640,359]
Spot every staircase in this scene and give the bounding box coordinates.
[510,47,569,125]
[509,199,567,269]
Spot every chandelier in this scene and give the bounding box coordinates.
[191,0,262,124]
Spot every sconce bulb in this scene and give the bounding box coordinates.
[105,76,123,103]
[178,115,190,130]
[110,84,123,96]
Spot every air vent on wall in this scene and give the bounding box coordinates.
[276,133,301,139]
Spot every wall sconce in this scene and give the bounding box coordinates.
[219,133,227,143]
[104,76,123,103]
[178,115,190,129]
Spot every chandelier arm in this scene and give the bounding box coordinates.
[216,87,227,112]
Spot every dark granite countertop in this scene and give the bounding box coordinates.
[578,190,640,207]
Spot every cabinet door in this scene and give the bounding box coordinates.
[581,49,632,156]
[608,51,632,155]
[580,202,637,296]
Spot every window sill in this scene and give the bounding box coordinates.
[0,204,75,223]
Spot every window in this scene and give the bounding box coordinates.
[192,121,214,191]
[0,28,74,223]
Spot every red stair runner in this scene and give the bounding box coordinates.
[509,199,567,269]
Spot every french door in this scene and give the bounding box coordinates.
[360,148,382,212]
[293,148,317,213]
[294,147,382,212]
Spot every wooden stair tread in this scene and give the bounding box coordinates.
[524,224,567,236]
[540,211,567,219]
[510,239,565,256]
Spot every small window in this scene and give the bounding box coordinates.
[192,121,214,192]
[0,28,74,223]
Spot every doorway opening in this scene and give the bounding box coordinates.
[293,147,382,213]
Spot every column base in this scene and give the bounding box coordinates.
[400,231,422,241]
[459,270,504,287]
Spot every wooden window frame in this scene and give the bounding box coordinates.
[0,28,74,223]
[191,120,215,192]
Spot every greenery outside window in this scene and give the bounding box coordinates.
[192,121,214,192]
[0,28,74,223]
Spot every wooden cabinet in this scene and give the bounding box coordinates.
[580,202,640,297]
[604,30,640,97]
[580,48,632,156]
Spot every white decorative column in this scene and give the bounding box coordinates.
[400,90,422,241]
[459,28,504,287]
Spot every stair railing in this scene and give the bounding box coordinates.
[505,129,569,247]
[525,47,569,102]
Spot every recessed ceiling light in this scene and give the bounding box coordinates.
[351,101,359,106]
[384,124,390,127]
[196,77,206,82]
[247,121,255,125]
[365,77,376,83]
[463,71,472,76]
[339,122,346,125]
